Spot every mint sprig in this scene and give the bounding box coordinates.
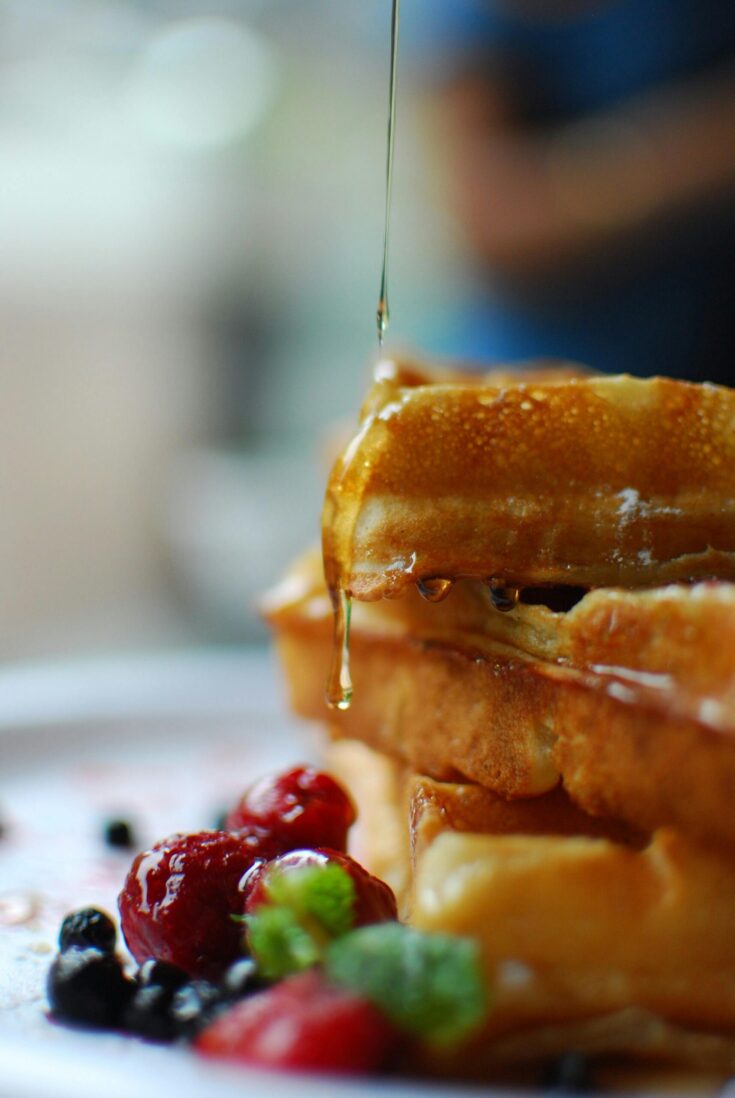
[246,905,321,980]
[325,923,488,1046]
[244,862,490,1047]
[263,862,356,939]
[246,862,356,979]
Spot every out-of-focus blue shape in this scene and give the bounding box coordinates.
[397,0,735,382]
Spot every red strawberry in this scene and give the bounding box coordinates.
[226,767,355,853]
[196,969,401,1073]
[118,831,262,978]
[243,848,398,927]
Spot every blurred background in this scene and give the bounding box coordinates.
[0,0,733,656]
[0,0,452,655]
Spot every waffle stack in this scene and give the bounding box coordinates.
[265,360,735,1083]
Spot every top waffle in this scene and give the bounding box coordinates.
[323,360,735,600]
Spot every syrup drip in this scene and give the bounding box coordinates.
[326,1,401,712]
[326,588,353,710]
[376,0,400,347]
[486,579,520,612]
[416,576,454,603]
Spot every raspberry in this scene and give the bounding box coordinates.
[196,969,401,1074]
[244,848,398,928]
[226,767,355,853]
[118,831,260,978]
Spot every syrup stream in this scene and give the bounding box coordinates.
[327,0,401,711]
[376,0,400,347]
[327,1,401,710]
[326,587,353,711]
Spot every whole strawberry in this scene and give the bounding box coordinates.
[119,831,259,978]
[226,766,355,853]
[244,848,398,928]
[196,969,401,1074]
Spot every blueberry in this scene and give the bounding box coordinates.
[59,908,117,954]
[212,809,229,831]
[170,980,221,1039]
[103,818,136,850]
[122,960,191,1041]
[543,1052,593,1092]
[124,965,221,1043]
[136,959,189,993]
[220,957,266,1001]
[47,948,133,1028]
[123,982,179,1042]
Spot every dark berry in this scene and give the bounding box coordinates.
[196,969,401,1073]
[212,809,229,832]
[59,908,117,954]
[123,982,178,1041]
[170,979,222,1039]
[123,964,218,1042]
[543,1052,593,1092]
[226,766,356,853]
[103,818,137,850]
[220,958,266,1002]
[136,959,189,993]
[244,848,398,927]
[47,947,133,1028]
[124,976,194,1042]
[118,831,261,978]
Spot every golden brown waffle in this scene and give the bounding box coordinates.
[270,356,735,1084]
[266,549,735,847]
[323,360,735,600]
[329,739,735,1082]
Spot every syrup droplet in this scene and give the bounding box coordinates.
[485,579,520,612]
[326,589,353,711]
[376,297,389,348]
[416,577,454,603]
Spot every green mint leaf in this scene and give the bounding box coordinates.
[325,923,488,1046]
[246,862,357,979]
[262,862,357,940]
[246,906,320,980]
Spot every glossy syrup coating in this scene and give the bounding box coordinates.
[118,831,260,978]
[225,766,356,853]
[323,362,735,602]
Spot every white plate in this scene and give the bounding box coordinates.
[0,650,483,1098]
